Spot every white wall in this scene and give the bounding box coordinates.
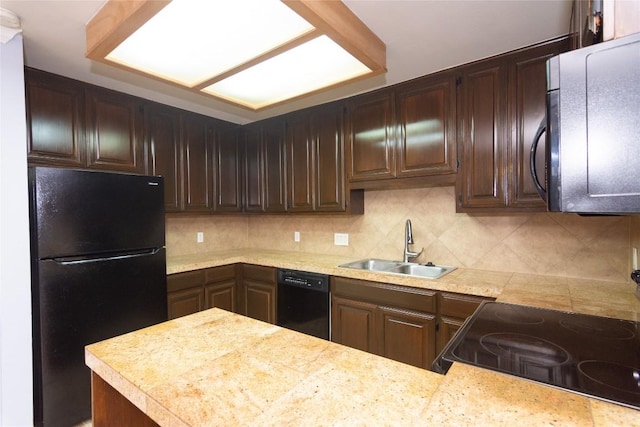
[0,34,34,426]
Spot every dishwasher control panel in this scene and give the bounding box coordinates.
[277,269,329,292]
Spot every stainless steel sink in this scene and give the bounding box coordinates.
[339,259,401,272]
[385,263,455,279]
[338,259,456,279]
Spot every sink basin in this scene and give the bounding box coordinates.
[338,259,456,279]
[385,263,455,279]
[338,259,401,272]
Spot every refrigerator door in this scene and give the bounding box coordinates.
[30,167,165,259]
[32,248,167,426]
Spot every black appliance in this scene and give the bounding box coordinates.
[277,269,330,340]
[29,167,168,427]
[433,302,640,410]
[530,32,640,214]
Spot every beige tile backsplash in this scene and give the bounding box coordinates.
[167,186,636,284]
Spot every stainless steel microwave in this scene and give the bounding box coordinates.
[530,32,640,214]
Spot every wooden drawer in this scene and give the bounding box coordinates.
[205,264,237,283]
[167,270,205,293]
[439,292,492,318]
[331,276,436,313]
[242,264,276,283]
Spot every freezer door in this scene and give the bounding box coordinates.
[32,248,167,427]
[30,167,165,259]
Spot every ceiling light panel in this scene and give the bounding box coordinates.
[87,0,386,111]
[106,0,315,87]
[202,35,371,109]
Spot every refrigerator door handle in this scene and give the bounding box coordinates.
[52,248,162,265]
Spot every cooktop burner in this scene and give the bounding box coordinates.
[434,302,640,410]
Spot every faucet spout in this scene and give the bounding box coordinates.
[403,219,423,263]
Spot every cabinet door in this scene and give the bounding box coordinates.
[25,69,86,167]
[243,125,264,212]
[204,265,237,312]
[396,75,457,177]
[239,265,276,324]
[347,91,395,181]
[243,281,276,324]
[182,115,212,212]
[509,39,569,209]
[213,126,242,212]
[314,106,345,211]
[205,282,236,312]
[457,62,508,209]
[437,292,491,355]
[331,296,379,354]
[436,316,464,356]
[167,287,204,320]
[145,104,182,211]
[85,88,145,173]
[379,306,436,369]
[286,114,315,211]
[263,122,287,212]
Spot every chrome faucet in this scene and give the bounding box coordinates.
[403,219,423,263]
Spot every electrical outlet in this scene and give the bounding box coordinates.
[294,231,300,242]
[334,233,349,246]
[633,247,638,270]
[197,232,204,243]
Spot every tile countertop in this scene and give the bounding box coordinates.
[85,308,640,427]
[167,249,640,322]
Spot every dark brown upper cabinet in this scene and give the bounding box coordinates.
[314,105,346,212]
[508,40,570,209]
[347,72,457,189]
[25,69,86,168]
[456,36,571,212]
[213,125,242,212]
[262,121,288,212]
[347,90,396,182]
[181,114,213,212]
[145,103,182,212]
[286,111,315,212]
[242,120,287,213]
[85,87,145,174]
[242,124,264,212]
[285,103,359,213]
[395,75,457,178]
[456,62,507,210]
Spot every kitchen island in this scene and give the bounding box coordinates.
[86,308,639,426]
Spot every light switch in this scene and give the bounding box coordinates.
[294,231,300,242]
[197,232,204,243]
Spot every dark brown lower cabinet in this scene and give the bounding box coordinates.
[332,277,493,371]
[166,265,238,320]
[331,277,437,370]
[204,265,237,312]
[166,269,205,320]
[380,305,436,369]
[331,296,378,353]
[238,264,277,324]
[436,292,494,355]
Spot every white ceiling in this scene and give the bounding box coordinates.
[2,0,573,124]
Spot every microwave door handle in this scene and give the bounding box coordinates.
[530,118,547,199]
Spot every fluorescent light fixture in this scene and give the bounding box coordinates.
[86,0,386,111]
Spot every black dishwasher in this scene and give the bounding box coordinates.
[277,269,330,340]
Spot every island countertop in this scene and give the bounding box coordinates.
[86,308,639,426]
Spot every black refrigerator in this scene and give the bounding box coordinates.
[28,167,168,427]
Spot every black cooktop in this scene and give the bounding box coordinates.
[433,302,640,410]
